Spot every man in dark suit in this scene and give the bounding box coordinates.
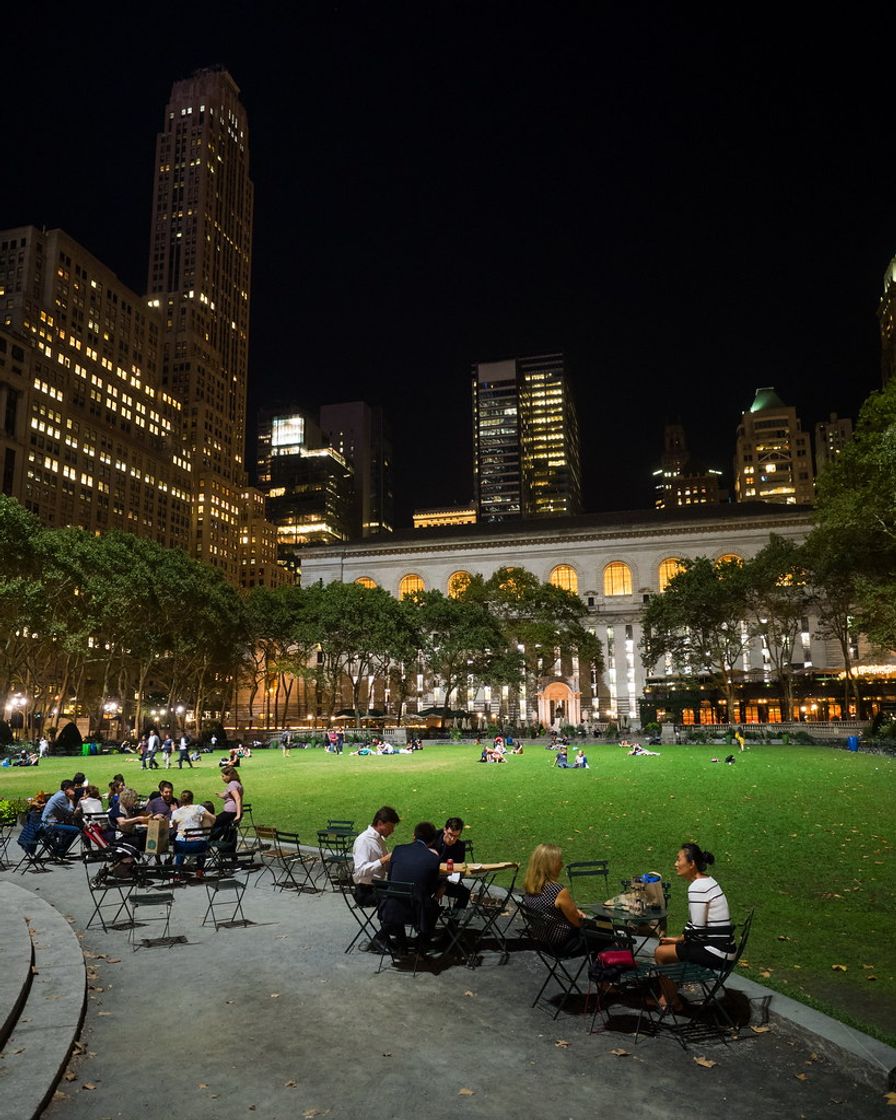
[433,816,470,910]
[378,821,442,955]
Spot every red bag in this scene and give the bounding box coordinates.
[597,949,636,970]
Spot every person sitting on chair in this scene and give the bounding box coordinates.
[378,821,442,956]
[170,790,215,873]
[40,780,81,855]
[433,817,470,910]
[522,843,591,953]
[653,842,736,1011]
[351,805,399,907]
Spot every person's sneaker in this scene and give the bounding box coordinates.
[363,937,391,953]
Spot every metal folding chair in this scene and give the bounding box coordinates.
[82,851,135,931]
[372,878,428,975]
[518,899,594,1017]
[13,811,56,874]
[652,911,755,1048]
[202,877,251,929]
[271,830,319,893]
[316,828,355,891]
[339,879,380,953]
[236,802,259,852]
[566,860,610,905]
[439,864,520,968]
[127,890,179,950]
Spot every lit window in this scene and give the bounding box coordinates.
[716,553,743,566]
[658,557,684,591]
[355,576,377,589]
[603,561,633,597]
[447,570,472,598]
[399,573,425,599]
[549,564,578,594]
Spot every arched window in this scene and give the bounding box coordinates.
[399,573,425,599]
[603,561,633,597]
[715,553,743,566]
[354,576,377,589]
[447,570,472,599]
[549,564,578,594]
[658,557,685,591]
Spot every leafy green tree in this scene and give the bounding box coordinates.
[801,529,862,711]
[641,556,754,717]
[815,377,896,651]
[745,535,812,721]
[409,589,509,714]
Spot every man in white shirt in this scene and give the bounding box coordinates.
[351,805,400,906]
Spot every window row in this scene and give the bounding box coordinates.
[354,554,744,600]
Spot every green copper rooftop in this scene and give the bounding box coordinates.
[750,386,787,413]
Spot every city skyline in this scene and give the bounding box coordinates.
[1,7,891,527]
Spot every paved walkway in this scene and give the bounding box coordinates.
[0,862,891,1120]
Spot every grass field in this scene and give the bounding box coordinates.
[3,742,894,1043]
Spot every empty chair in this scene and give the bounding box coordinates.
[202,877,250,930]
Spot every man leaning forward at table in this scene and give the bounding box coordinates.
[352,805,399,907]
[379,821,442,957]
[433,816,470,911]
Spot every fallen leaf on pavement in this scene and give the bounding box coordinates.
[285,1081,297,1088]
[82,1082,97,1090]
[555,1039,571,1048]
[463,991,476,998]
[609,1048,630,1057]
[693,1057,717,1069]
[750,1025,771,1034]
[795,1073,809,1081]
[198,1083,208,1089]
[458,1088,476,1097]
[884,1090,896,1105]
[270,993,280,998]
[52,1092,68,1102]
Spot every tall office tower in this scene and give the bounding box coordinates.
[814,412,853,473]
[879,254,896,386]
[472,353,582,521]
[0,227,192,545]
[733,387,814,505]
[256,407,322,490]
[652,422,724,510]
[320,401,394,536]
[239,485,293,590]
[147,68,254,581]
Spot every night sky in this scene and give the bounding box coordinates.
[2,4,892,526]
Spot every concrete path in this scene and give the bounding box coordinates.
[0,862,892,1120]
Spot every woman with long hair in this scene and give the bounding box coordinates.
[210,764,243,841]
[523,843,589,952]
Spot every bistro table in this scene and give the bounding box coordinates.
[586,901,668,957]
[437,862,519,967]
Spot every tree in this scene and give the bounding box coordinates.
[801,529,862,711]
[815,377,896,651]
[641,556,754,718]
[409,590,509,714]
[745,535,812,721]
[471,567,602,723]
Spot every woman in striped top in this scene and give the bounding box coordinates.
[654,842,736,1009]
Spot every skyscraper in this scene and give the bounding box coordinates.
[320,401,394,536]
[733,387,814,505]
[814,412,853,472]
[147,68,254,581]
[652,422,724,510]
[0,227,192,547]
[472,353,581,521]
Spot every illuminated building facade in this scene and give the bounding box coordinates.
[147,67,254,580]
[0,228,192,547]
[472,353,581,521]
[239,486,293,590]
[814,412,853,472]
[413,505,477,529]
[320,401,393,536]
[733,387,814,505]
[653,422,724,509]
[266,446,356,571]
[879,254,896,386]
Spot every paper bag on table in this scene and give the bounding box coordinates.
[145,817,169,855]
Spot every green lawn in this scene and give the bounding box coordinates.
[3,742,894,1043]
